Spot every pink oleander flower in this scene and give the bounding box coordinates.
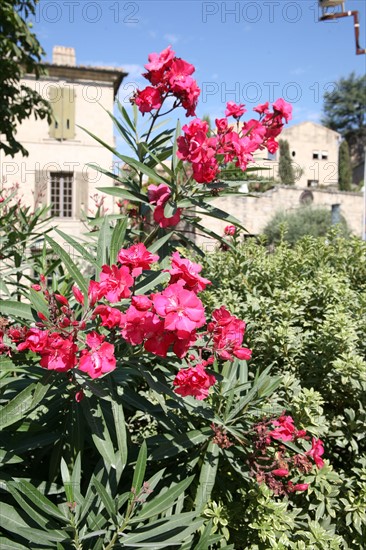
[288,482,309,493]
[167,251,211,293]
[269,415,297,442]
[88,280,101,308]
[118,243,159,277]
[99,265,134,303]
[93,305,123,329]
[147,184,182,228]
[209,306,252,361]
[225,101,246,119]
[39,333,78,372]
[272,468,290,477]
[144,45,175,73]
[153,203,182,228]
[173,363,216,400]
[272,98,292,123]
[78,331,116,379]
[153,283,206,338]
[307,437,325,469]
[72,285,84,305]
[215,118,229,133]
[147,184,171,205]
[135,86,162,113]
[254,101,270,115]
[17,327,49,353]
[224,225,236,236]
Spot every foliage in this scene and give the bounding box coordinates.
[0,183,54,300]
[200,230,366,546]
[0,0,52,157]
[263,206,350,245]
[338,139,352,191]
[278,139,295,185]
[0,46,318,549]
[322,72,366,166]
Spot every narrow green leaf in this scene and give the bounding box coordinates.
[82,401,116,468]
[130,441,147,499]
[92,476,117,522]
[29,288,49,318]
[110,218,128,264]
[45,236,88,295]
[0,300,33,320]
[55,229,98,266]
[194,441,219,511]
[0,383,36,429]
[96,217,111,275]
[9,479,67,522]
[146,232,172,254]
[134,271,170,295]
[97,186,148,203]
[133,475,194,521]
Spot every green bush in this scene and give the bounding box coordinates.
[201,230,366,546]
[263,206,350,245]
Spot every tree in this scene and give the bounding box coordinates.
[322,72,366,166]
[278,139,295,184]
[338,140,352,191]
[263,206,349,245]
[0,0,51,157]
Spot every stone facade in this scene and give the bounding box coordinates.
[195,186,364,251]
[273,121,340,188]
[0,46,126,242]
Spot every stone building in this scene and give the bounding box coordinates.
[0,46,127,240]
[274,121,341,188]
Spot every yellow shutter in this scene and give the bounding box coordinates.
[48,86,63,139]
[62,87,75,140]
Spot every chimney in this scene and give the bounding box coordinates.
[52,46,76,66]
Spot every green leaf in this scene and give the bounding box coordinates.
[110,218,128,264]
[0,383,36,429]
[45,236,88,296]
[0,300,33,320]
[29,288,49,318]
[133,475,194,521]
[130,441,147,500]
[120,513,202,545]
[82,400,116,468]
[117,154,169,185]
[111,400,128,477]
[150,429,211,461]
[194,441,219,511]
[135,271,170,295]
[0,537,26,550]
[12,479,67,522]
[97,186,148,203]
[183,197,247,231]
[146,232,172,254]
[55,229,98,266]
[96,217,111,275]
[92,476,117,522]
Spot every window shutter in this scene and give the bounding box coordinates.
[62,87,75,140]
[48,86,63,139]
[74,171,88,219]
[34,169,48,209]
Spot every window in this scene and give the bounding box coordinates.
[292,150,296,157]
[50,172,73,217]
[307,179,319,188]
[321,150,328,160]
[313,151,320,159]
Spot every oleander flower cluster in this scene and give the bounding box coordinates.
[132,45,200,117]
[131,46,292,185]
[250,415,325,496]
[177,98,292,183]
[0,244,251,401]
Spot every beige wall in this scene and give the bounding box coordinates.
[276,122,340,188]
[0,75,117,242]
[195,186,363,251]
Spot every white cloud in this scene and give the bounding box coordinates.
[164,33,179,44]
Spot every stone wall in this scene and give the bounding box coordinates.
[195,185,364,250]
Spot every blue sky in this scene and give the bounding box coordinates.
[34,0,366,130]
